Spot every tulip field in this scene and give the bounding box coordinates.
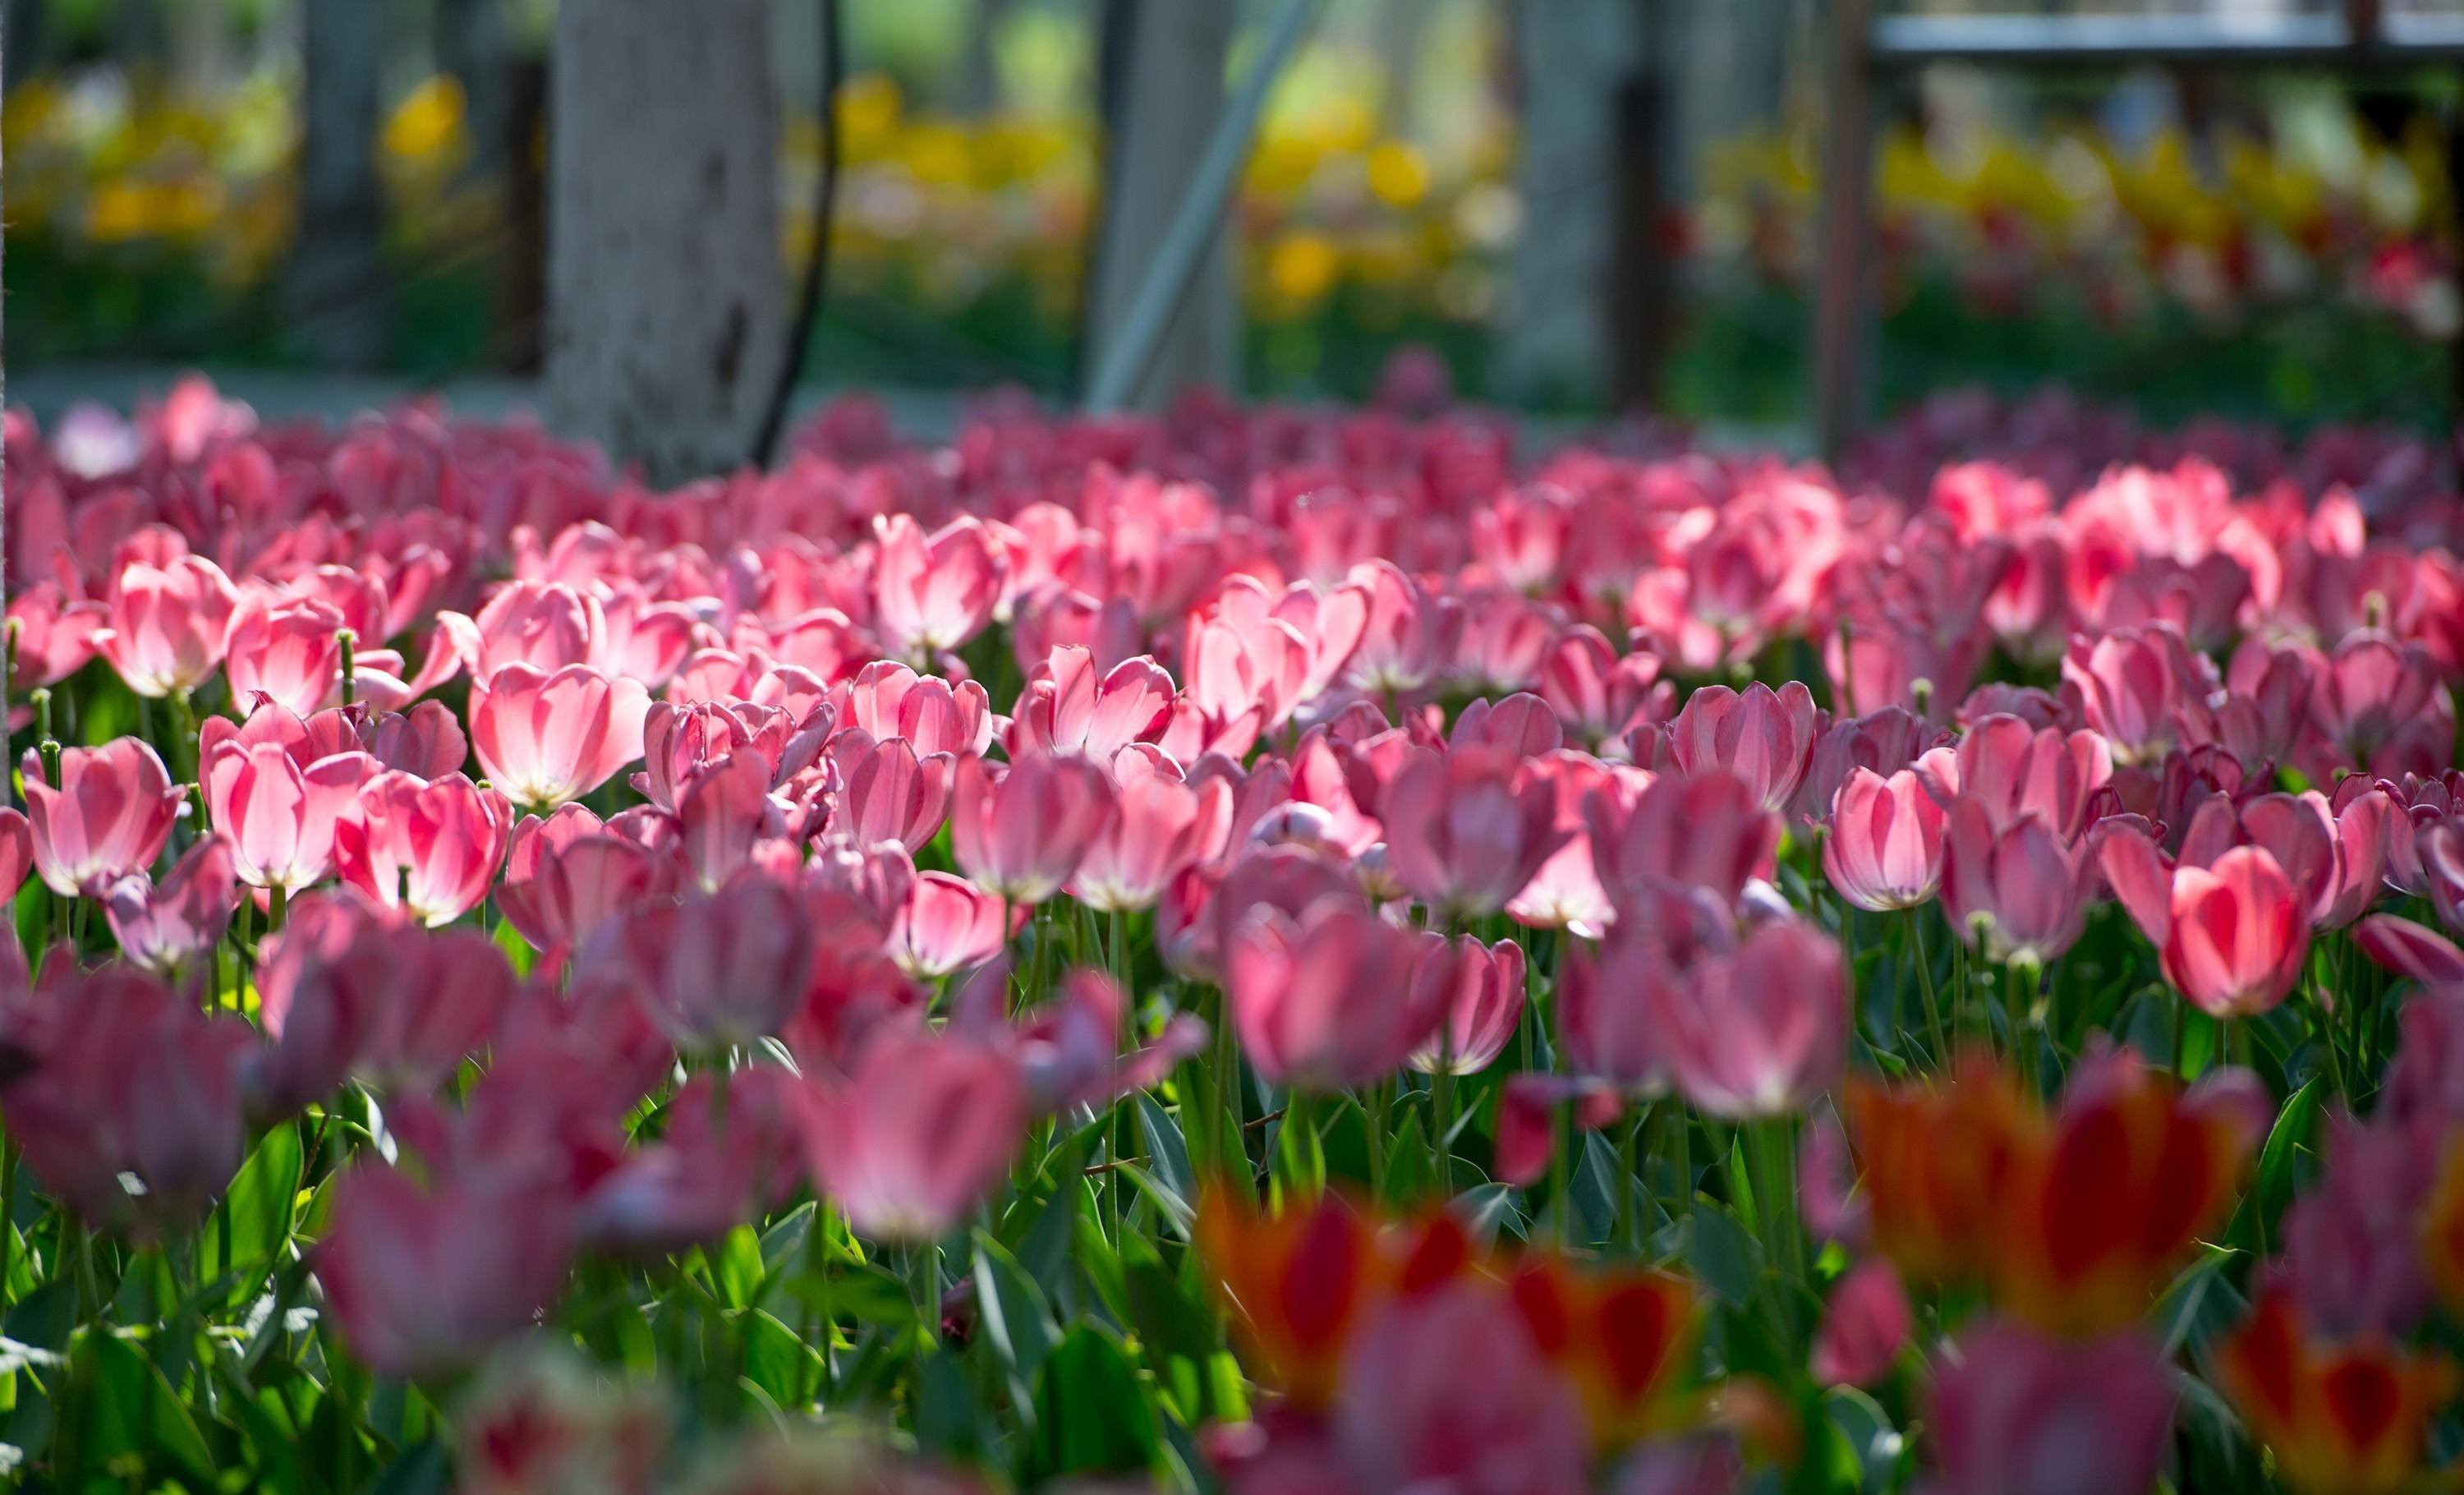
[4,378,2464,1493]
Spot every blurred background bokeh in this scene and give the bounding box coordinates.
[10,0,2464,433]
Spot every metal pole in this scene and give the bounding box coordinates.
[1814,0,1874,462]
[1084,0,1326,413]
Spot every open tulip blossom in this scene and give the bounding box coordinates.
[2,375,2464,1494]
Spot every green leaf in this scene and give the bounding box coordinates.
[1138,1091,1197,1205]
[63,1330,216,1483]
[1684,1203,1763,1309]
[491,916,539,978]
[1123,1234,1236,1426]
[971,1230,1060,1386]
[201,1122,304,1291]
[1027,1325,1161,1482]
[713,1225,766,1310]
[1116,1162,1196,1240]
[2255,1077,2321,1229]
[370,1438,453,1495]
[739,1309,817,1407]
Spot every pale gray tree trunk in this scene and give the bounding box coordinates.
[547,0,786,485]
[1661,0,1788,203]
[1086,0,1239,411]
[437,0,509,183]
[1497,0,1643,406]
[288,0,393,368]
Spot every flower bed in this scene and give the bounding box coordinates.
[2,376,2462,1493]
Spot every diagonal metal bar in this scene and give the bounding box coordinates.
[1084,0,1326,413]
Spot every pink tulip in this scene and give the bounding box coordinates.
[1408,935,1527,1076]
[1343,559,1454,697]
[1492,1071,1625,1187]
[103,836,239,974]
[889,872,1015,978]
[1666,680,1819,812]
[469,661,653,809]
[1537,626,1670,754]
[1469,487,1570,593]
[873,513,1005,660]
[21,738,188,896]
[202,737,376,891]
[1008,646,1175,761]
[93,553,238,697]
[1377,745,1567,919]
[223,592,347,717]
[840,660,995,758]
[1227,900,1443,1092]
[1068,764,1232,913]
[2356,912,2464,987]
[577,873,815,1050]
[1941,799,2088,965]
[1653,919,1845,1117]
[6,582,106,697]
[333,770,513,926]
[366,700,470,779]
[2059,624,2213,766]
[1586,768,1780,916]
[495,805,674,958]
[2310,632,2453,781]
[672,749,783,892]
[834,735,955,855]
[802,1028,1026,1241]
[1811,1261,1912,1387]
[454,576,695,687]
[255,899,517,1107]
[577,1068,808,1256]
[1823,766,1947,912]
[1925,1320,2175,1495]
[2100,834,2310,1019]
[0,964,254,1235]
[0,807,32,903]
[1922,711,2112,844]
[314,1162,574,1378]
[949,753,1115,905]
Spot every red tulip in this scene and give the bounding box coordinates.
[333,770,513,926]
[21,738,188,896]
[1926,1320,2175,1495]
[1823,766,1947,912]
[1666,680,1819,812]
[1227,900,1442,1092]
[103,836,240,975]
[949,753,1115,905]
[873,513,1005,660]
[470,661,653,810]
[93,552,238,697]
[802,1028,1026,1241]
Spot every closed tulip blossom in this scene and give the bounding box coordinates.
[94,552,239,697]
[949,752,1115,905]
[840,661,995,759]
[1919,711,2111,844]
[1652,919,1846,1118]
[802,1027,1027,1241]
[2100,832,2311,1019]
[873,513,1006,660]
[0,808,30,903]
[1408,935,1528,1075]
[104,836,241,975]
[1379,744,1568,920]
[1227,900,1444,1092]
[1008,646,1175,761]
[1666,680,1820,812]
[494,805,675,958]
[202,736,377,892]
[21,738,189,897]
[1811,1261,1913,1388]
[1069,764,1232,913]
[1940,799,2088,966]
[576,874,816,1050]
[889,872,1016,979]
[1824,766,1947,911]
[333,771,513,926]
[222,592,347,717]
[834,735,954,855]
[469,661,653,809]
[1585,768,1781,916]
[314,1162,576,1378]
[1925,1320,2176,1495]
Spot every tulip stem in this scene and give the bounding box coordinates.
[1429,1060,1455,1195]
[0,1139,16,1310]
[2171,995,2188,1082]
[1909,908,1947,1068]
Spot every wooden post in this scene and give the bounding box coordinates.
[1814,0,1876,462]
[545,0,786,484]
